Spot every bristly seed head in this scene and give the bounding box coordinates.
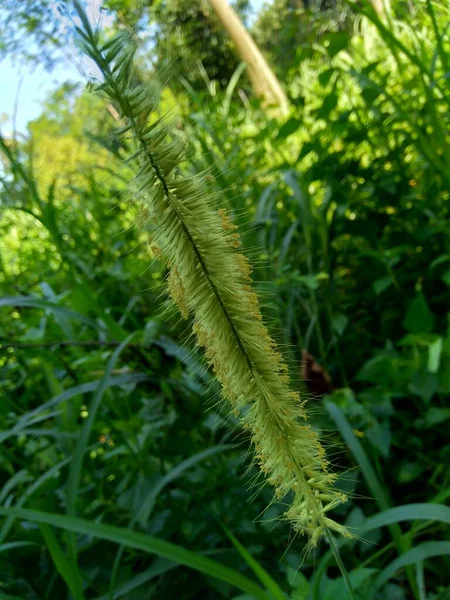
[73,2,349,548]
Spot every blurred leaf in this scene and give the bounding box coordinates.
[143,320,160,346]
[318,68,334,87]
[397,462,425,484]
[366,421,391,458]
[297,141,315,161]
[430,254,450,270]
[442,270,450,286]
[276,117,301,140]
[284,171,311,226]
[425,407,450,427]
[324,32,349,57]
[357,354,395,386]
[408,370,438,403]
[317,93,338,120]
[428,338,443,373]
[403,295,434,333]
[361,86,382,105]
[297,275,319,290]
[331,314,348,336]
[373,277,392,295]
[285,567,309,598]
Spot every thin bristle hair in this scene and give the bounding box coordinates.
[73,1,349,548]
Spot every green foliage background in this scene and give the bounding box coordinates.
[1,1,450,599]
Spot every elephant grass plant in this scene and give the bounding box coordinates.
[73,1,349,552]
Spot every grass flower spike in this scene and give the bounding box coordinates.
[73,2,349,548]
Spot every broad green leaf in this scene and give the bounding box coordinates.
[312,502,450,599]
[297,275,319,290]
[371,541,450,596]
[403,294,434,333]
[285,568,309,598]
[359,504,450,533]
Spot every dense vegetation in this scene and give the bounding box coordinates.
[1,1,450,599]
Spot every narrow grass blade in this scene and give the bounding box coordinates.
[222,62,246,118]
[416,561,426,600]
[0,449,93,544]
[0,541,38,553]
[0,297,97,329]
[0,507,271,600]
[221,524,287,600]
[0,471,32,504]
[95,560,175,600]
[66,333,136,560]
[324,401,390,509]
[109,444,233,596]
[0,373,149,444]
[360,504,450,533]
[136,444,233,527]
[40,524,84,600]
[325,529,356,600]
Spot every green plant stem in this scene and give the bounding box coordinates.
[325,528,356,600]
